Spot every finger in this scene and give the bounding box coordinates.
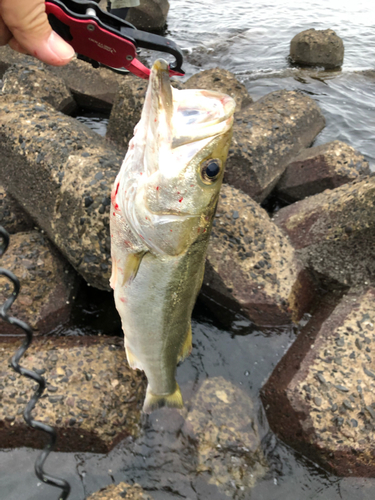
[8,36,30,54]
[0,14,12,45]
[0,0,75,65]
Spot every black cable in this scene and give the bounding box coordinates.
[0,225,71,500]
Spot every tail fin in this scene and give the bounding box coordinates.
[143,383,183,413]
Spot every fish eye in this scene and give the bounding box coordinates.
[201,159,222,184]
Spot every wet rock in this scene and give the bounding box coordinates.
[225,90,326,202]
[201,184,316,326]
[261,287,375,476]
[184,67,253,111]
[274,175,375,287]
[2,64,77,114]
[87,482,154,500]
[0,231,78,336]
[0,185,34,234]
[0,336,145,452]
[127,0,169,32]
[0,94,123,290]
[183,377,267,496]
[290,29,344,69]
[0,46,123,112]
[276,141,370,203]
[106,76,148,151]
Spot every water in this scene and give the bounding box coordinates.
[2,1,375,499]
[160,0,375,167]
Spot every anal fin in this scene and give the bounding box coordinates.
[178,324,192,362]
[125,345,143,371]
[143,383,183,414]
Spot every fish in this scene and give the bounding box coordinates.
[110,59,235,413]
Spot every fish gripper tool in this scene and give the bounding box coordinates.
[45,0,185,79]
[0,226,71,500]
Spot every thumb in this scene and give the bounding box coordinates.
[0,0,75,65]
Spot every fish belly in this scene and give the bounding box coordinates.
[113,237,208,408]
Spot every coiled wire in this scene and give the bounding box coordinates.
[0,225,71,499]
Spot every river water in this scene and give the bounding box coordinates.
[1,1,375,499]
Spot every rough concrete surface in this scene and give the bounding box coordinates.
[87,482,154,500]
[275,175,375,287]
[184,67,253,111]
[126,0,169,31]
[202,184,316,326]
[0,94,123,290]
[0,231,78,336]
[0,47,123,111]
[184,377,267,496]
[277,140,370,203]
[225,90,326,202]
[106,77,148,151]
[0,336,145,452]
[0,186,34,234]
[2,63,77,114]
[290,28,344,69]
[261,287,375,476]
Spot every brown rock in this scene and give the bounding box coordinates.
[0,94,123,290]
[106,76,148,151]
[2,64,77,114]
[0,186,34,234]
[290,29,344,69]
[127,0,169,32]
[277,140,370,202]
[225,90,326,202]
[183,377,267,495]
[0,231,78,336]
[274,175,375,287]
[202,184,316,326]
[184,67,253,112]
[0,335,145,452]
[261,287,375,476]
[87,483,154,500]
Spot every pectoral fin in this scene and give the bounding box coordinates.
[122,251,146,285]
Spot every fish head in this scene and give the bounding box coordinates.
[114,59,235,255]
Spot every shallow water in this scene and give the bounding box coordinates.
[1,1,375,499]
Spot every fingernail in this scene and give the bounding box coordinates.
[48,31,75,61]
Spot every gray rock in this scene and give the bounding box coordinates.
[127,0,169,32]
[261,287,375,476]
[0,47,123,112]
[225,90,326,202]
[87,482,154,500]
[0,231,79,336]
[202,184,316,326]
[290,29,344,69]
[0,94,123,290]
[183,377,267,496]
[274,175,375,287]
[0,336,144,452]
[2,64,77,114]
[277,140,370,202]
[184,67,253,112]
[0,185,34,234]
[106,76,148,151]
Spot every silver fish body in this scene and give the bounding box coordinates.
[110,60,235,412]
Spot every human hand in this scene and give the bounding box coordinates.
[0,0,75,65]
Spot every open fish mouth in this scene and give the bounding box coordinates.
[145,59,235,150]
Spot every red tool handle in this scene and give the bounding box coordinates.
[46,2,183,79]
